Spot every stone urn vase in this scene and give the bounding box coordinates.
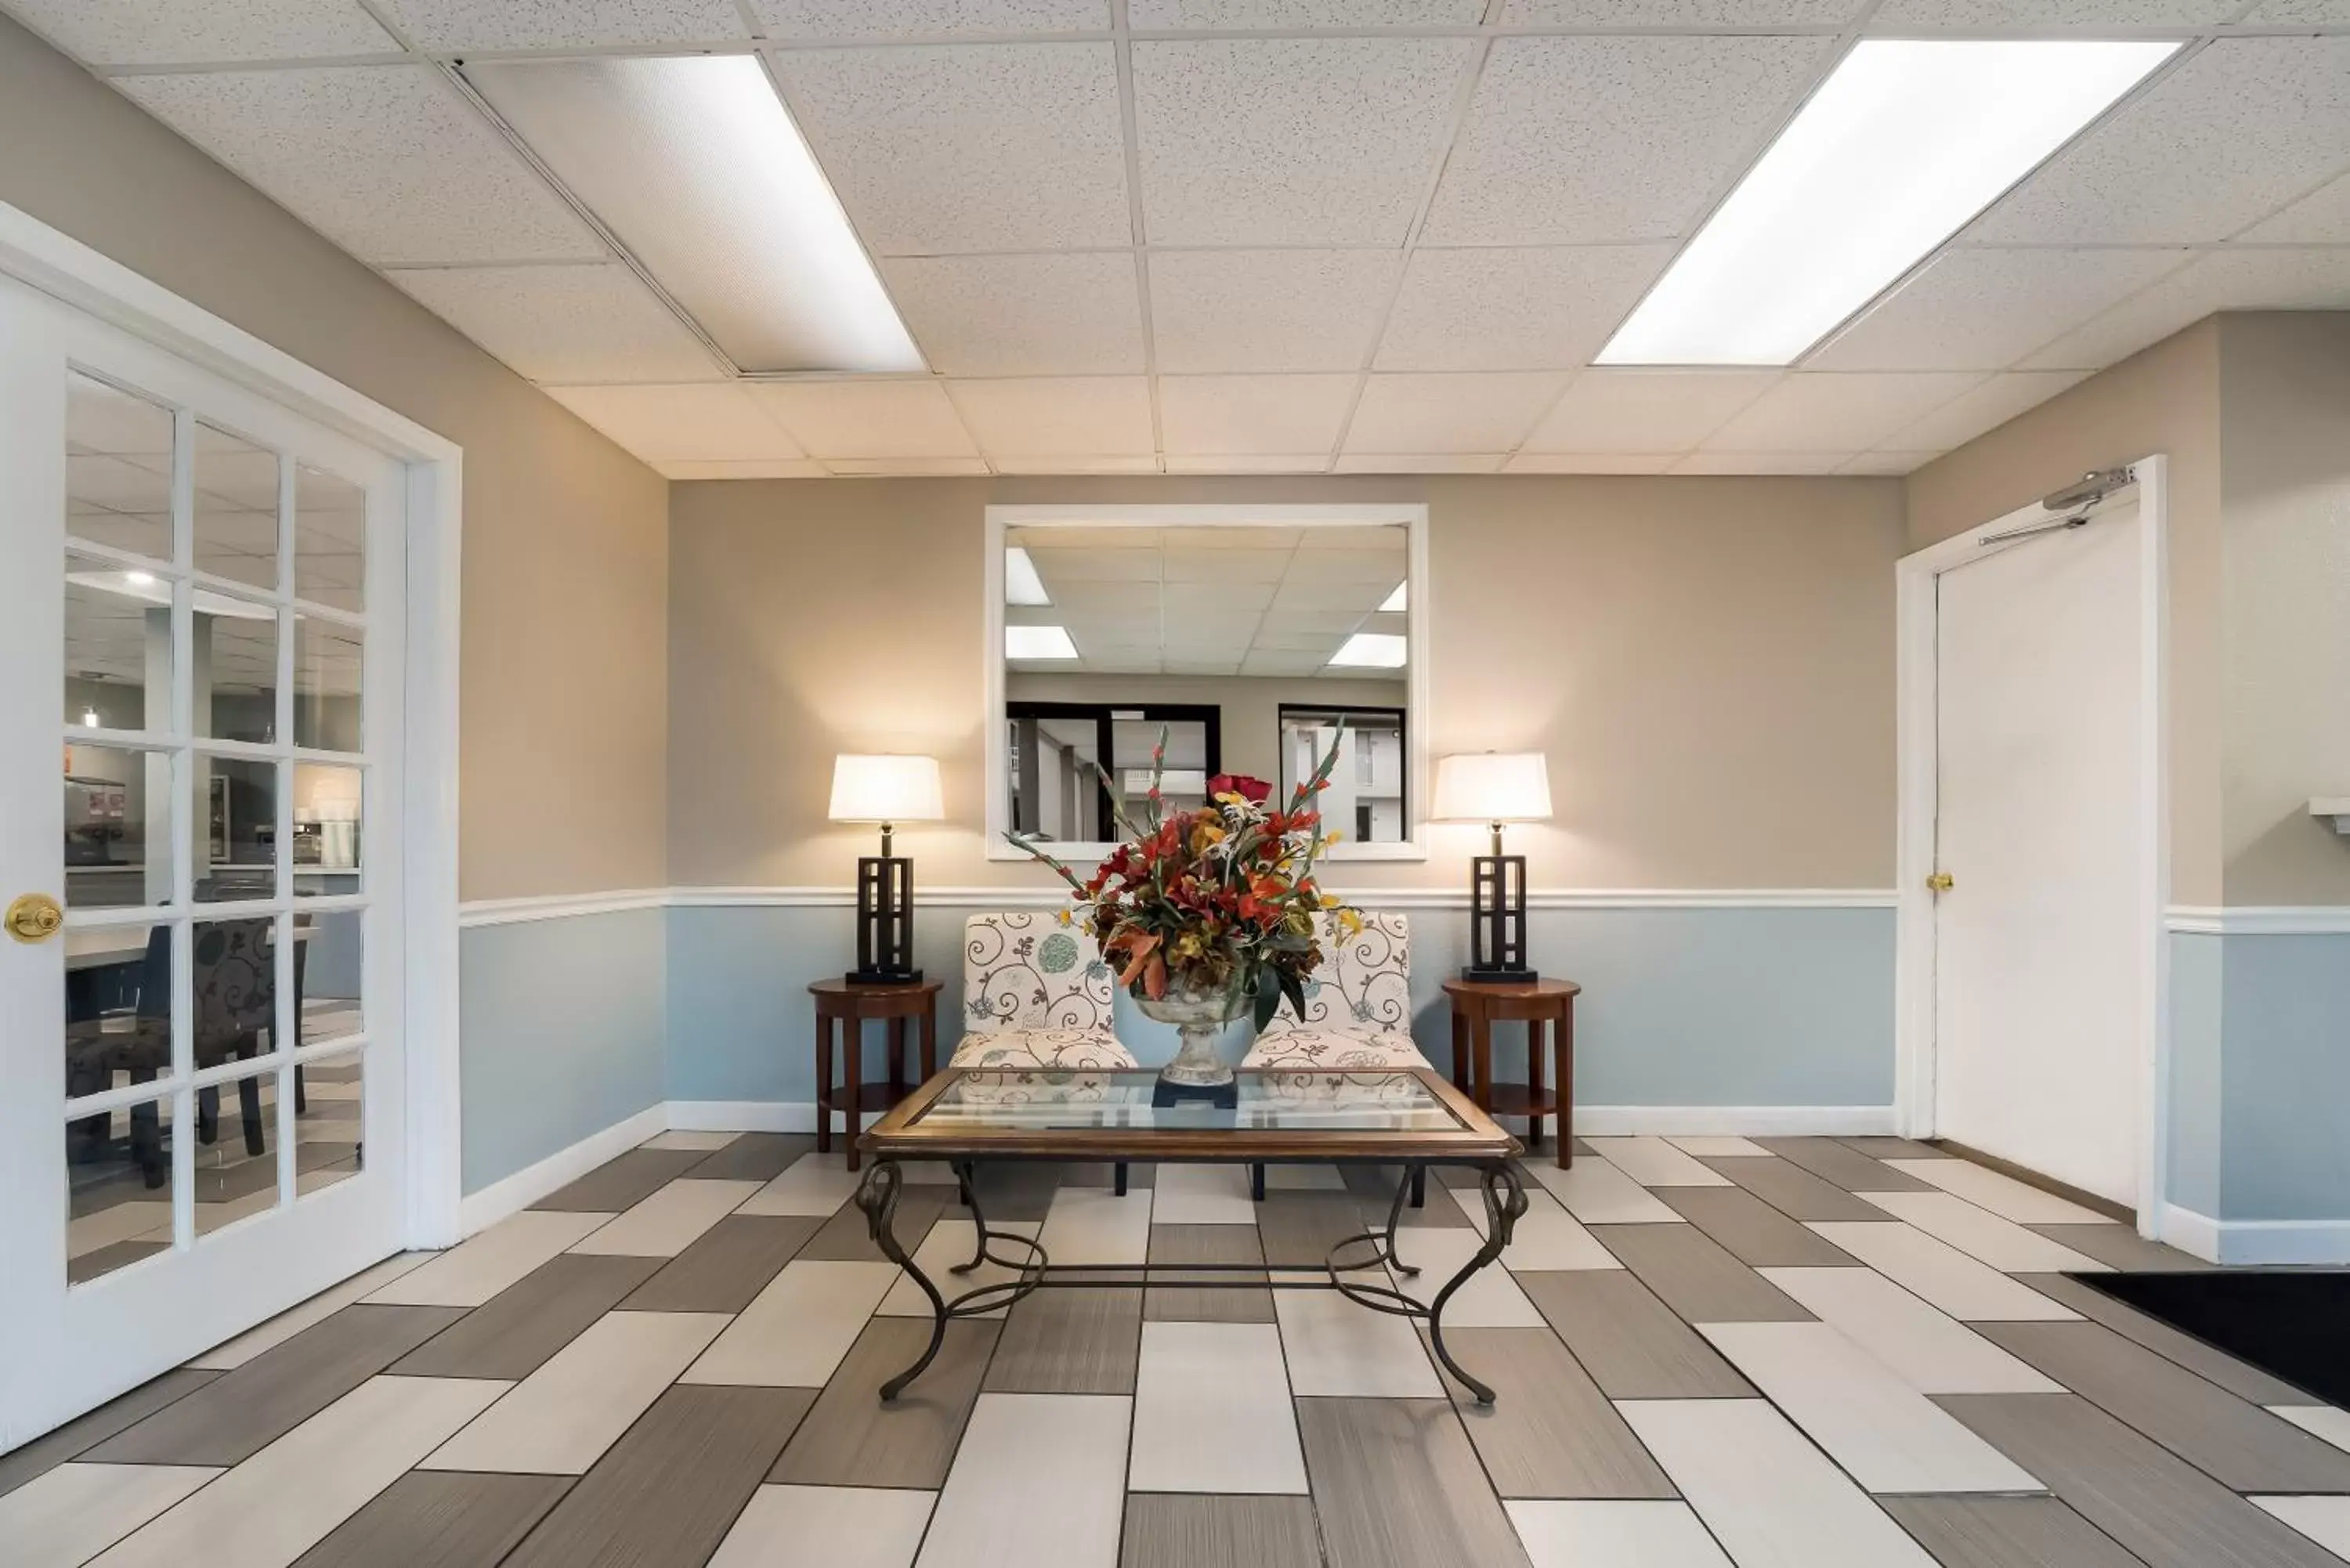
[1133,974,1250,1088]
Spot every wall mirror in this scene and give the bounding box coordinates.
[985,504,1428,862]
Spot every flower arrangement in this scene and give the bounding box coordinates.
[1008,724,1362,1031]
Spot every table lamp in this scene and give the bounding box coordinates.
[1433,751,1552,983]
[830,753,944,985]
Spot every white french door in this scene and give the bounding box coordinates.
[0,270,410,1448]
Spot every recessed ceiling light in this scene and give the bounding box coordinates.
[125,569,155,587]
[1329,633,1408,669]
[465,56,924,375]
[1598,39,2175,367]
[1379,581,1406,613]
[1005,547,1050,607]
[1006,624,1079,660]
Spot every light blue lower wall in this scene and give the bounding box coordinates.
[460,908,667,1194]
[2167,933,2225,1217]
[667,901,1896,1111]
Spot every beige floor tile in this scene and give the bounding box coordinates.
[1505,1500,1733,1566]
[2275,1405,2350,1455]
[877,1219,1041,1319]
[2254,1496,2350,1558]
[686,1260,900,1386]
[423,1310,729,1474]
[1808,1223,2080,1321]
[0,1462,219,1568]
[1150,1165,1257,1225]
[1585,1139,1734,1187]
[1450,1187,1622,1270]
[1886,1158,2117,1225]
[739,1152,866,1218]
[1264,1164,1347,1190]
[1528,1158,1683,1224]
[569,1180,761,1257]
[709,1483,935,1568]
[1860,1192,2113,1274]
[1385,1227,1547,1327]
[1759,1267,2061,1394]
[191,1253,433,1369]
[915,1395,1129,1568]
[366,1212,610,1308]
[1130,1321,1307,1494]
[1665,1136,1770,1158]
[1039,1184,1155,1264]
[1274,1286,1443,1397]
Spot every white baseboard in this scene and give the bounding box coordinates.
[2160,1204,2350,1266]
[667,1100,883,1135]
[457,1104,669,1237]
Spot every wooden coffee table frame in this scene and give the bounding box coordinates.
[855,1066,1527,1405]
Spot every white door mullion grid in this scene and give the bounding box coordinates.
[168,401,197,1250]
[274,444,300,1214]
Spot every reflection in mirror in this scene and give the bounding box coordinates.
[1001,520,1412,850]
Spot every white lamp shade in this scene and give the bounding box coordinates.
[1433,752,1553,823]
[829,754,945,823]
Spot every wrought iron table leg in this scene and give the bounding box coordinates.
[856,1160,945,1401]
[1384,1163,1419,1277]
[1425,1161,1527,1406]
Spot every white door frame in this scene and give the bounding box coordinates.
[1893,453,2169,1237]
[0,200,466,1251]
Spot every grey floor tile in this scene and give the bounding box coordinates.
[392,1255,663,1380]
[291,1470,573,1568]
[1657,1186,1862,1267]
[1698,1156,1893,1221]
[1256,1191,1376,1264]
[1430,1327,1676,1499]
[1296,1397,1535,1568]
[797,1188,947,1263]
[1756,1137,1936,1194]
[530,1149,709,1212]
[1842,1137,1954,1161]
[81,1304,465,1466]
[1937,1393,2345,1568]
[984,1287,1143,1394]
[621,1215,822,1314]
[1975,1320,2350,1491]
[1145,1223,1274,1323]
[69,1240,168,1284]
[1588,1223,1813,1323]
[2016,1274,2312,1405]
[1120,1494,1321,1568]
[501,1385,817,1568]
[967,1162,1061,1223]
[0,1368,219,1499]
[772,1318,999,1490]
[2023,1227,2207,1272]
[1515,1271,1752,1399]
[688,1133,815,1183]
[1880,1495,2147,1568]
[1060,1162,1155,1188]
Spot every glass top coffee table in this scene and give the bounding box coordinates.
[855,1066,1527,1405]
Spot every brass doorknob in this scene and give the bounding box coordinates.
[5,892,63,944]
[1926,872,1954,894]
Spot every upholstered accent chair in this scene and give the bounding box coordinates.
[1241,911,1429,1072]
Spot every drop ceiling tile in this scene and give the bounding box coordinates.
[1374,245,1672,370]
[1868,0,2239,22]
[390,264,723,382]
[1156,374,1356,455]
[1670,451,1853,474]
[1240,650,1338,676]
[1130,37,1479,246]
[1148,250,1400,374]
[1165,550,1289,584]
[884,253,1144,375]
[825,457,992,475]
[371,0,748,49]
[544,383,804,461]
[1421,34,1835,246]
[1502,453,1679,473]
[6,0,395,64]
[1164,454,1332,472]
[1970,38,2350,246]
[946,377,1156,455]
[751,380,981,457]
[2240,170,2350,243]
[1332,453,1507,472]
[1520,369,1780,453]
[1134,0,1482,22]
[1877,370,2089,451]
[2243,0,2350,16]
[1835,451,1942,475]
[2020,248,2350,370]
[1701,372,1983,452]
[1808,247,2195,372]
[755,1,1111,38]
[1343,371,1567,453]
[660,459,832,478]
[992,455,1166,473]
[118,66,603,266]
[1505,0,1856,17]
[772,43,1131,254]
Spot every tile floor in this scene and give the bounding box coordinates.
[9,1130,2350,1566]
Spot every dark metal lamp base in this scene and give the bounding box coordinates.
[1461,963,1538,984]
[846,967,925,986]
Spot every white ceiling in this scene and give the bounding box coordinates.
[14,0,2350,478]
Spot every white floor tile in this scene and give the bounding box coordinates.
[1150,1164,1257,1225]
[1618,1399,1942,1567]
[1585,1138,1734,1187]
[1697,1322,2043,1494]
[305,1079,362,1100]
[1039,1184,1154,1264]
[1528,1158,1684,1224]
[89,1375,508,1568]
[1506,1499,1734,1567]
[916,1395,1130,1568]
[878,1219,1042,1320]
[1759,1267,2062,1394]
[710,1483,935,1568]
[1130,1321,1308,1494]
[1667,1136,1771,1158]
[423,1310,728,1474]
[639,1130,742,1152]
[364,1211,610,1307]
[1859,1192,2113,1274]
[1264,1164,1347,1190]
[739,1151,865,1217]
[191,1252,433,1368]
[1885,1158,2118,1225]
[68,1201,173,1259]
[1807,1223,2081,1322]
[568,1179,761,1257]
[1383,1226,1547,1327]
[1274,1284,1444,1397]
[0,1463,219,1568]
[2272,1405,2350,1455]
[1449,1186,1623,1270]
[2253,1495,2350,1558]
[685,1259,901,1386]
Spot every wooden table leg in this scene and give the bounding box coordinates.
[814,1012,833,1155]
[1472,1010,1493,1117]
[920,1003,937,1078]
[888,1015,907,1099]
[844,1017,863,1172]
[1525,1016,1547,1153]
[1558,998,1575,1169]
[1450,1007,1469,1093]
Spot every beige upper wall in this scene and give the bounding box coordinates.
[669,474,1904,891]
[0,16,669,901]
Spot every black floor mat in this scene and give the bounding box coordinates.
[2081,1270,2350,1407]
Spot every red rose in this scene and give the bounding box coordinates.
[1207,773,1273,804]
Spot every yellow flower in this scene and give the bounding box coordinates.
[1057,908,1073,926]
[1319,893,1340,909]
[1338,908,1365,936]
[1189,820,1227,856]
[1325,829,1345,844]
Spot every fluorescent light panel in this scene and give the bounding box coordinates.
[1329,632,1408,669]
[1006,624,1079,660]
[466,56,924,374]
[1599,39,2175,367]
[1005,547,1050,606]
[1379,581,1406,613]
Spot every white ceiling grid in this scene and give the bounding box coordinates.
[10,0,2349,478]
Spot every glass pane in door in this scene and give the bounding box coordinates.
[197,594,280,744]
[193,1069,282,1236]
[294,464,366,612]
[292,619,363,751]
[63,742,171,909]
[66,373,175,563]
[67,1097,177,1284]
[65,549,172,733]
[193,757,278,902]
[294,909,362,1046]
[296,1053,364,1200]
[64,919,173,1105]
[193,423,280,591]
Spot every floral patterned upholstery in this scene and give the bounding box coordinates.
[952,912,1139,1073]
[1242,911,1428,1071]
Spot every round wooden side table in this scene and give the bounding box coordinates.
[808,977,942,1172]
[1441,977,1582,1169]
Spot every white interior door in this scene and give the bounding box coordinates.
[0,271,409,1448]
[1932,493,2145,1206]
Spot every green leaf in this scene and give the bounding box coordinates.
[1278,967,1307,1022]
[1252,976,1282,1031]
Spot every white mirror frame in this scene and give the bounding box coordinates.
[984,501,1430,864]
